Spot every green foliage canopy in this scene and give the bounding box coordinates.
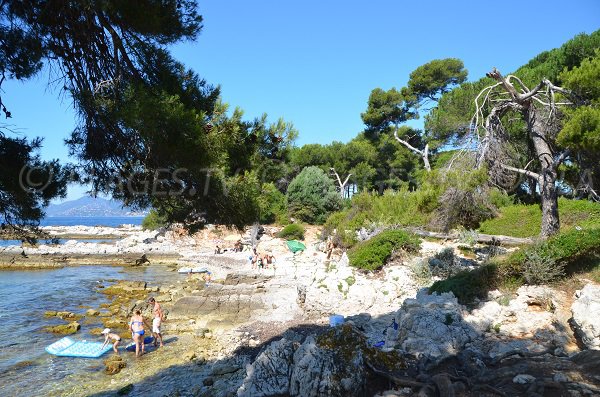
[286,166,342,224]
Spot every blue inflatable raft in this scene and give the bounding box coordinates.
[45,337,112,358]
[125,336,154,352]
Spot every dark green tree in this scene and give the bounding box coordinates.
[286,166,342,224]
[0,1,276,231]
[429,31,600,237]
[361,58,468,171]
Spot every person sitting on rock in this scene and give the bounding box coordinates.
[234,239,243,252]
[326,238,335,260]
[101,328,121,353]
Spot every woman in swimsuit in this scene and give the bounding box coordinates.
[129,310,146,357]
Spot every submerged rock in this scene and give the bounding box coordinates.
[104,355,126,375]
[44,321,81,335]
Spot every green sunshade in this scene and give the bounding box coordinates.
[286,240,306,253]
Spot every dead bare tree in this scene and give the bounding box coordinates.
[472,68,579,237]
[393,130,431,172]
[330,168,352,199]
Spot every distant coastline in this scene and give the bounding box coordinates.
[41,216,144,227]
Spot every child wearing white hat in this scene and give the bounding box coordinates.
[101,328,121,353]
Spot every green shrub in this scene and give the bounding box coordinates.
[521,247,564,284]
[457,228,479,247]
[141,209,168,230]
[429,264,498,304]
[432,227,600,304]
[348,230,421,271]
[322,188,434,249]
[410,259,432,286]
[488,188,515,208]
[277,223,305,240]
[258,183,287,224]
[428,247,460,278]
[286,166,342,224]
[504,227,600,276]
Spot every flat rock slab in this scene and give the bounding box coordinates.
[172,295,265,318]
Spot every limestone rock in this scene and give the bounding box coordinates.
[238,325,368,397]
[289,333,365,397]
[237,338,294,397]
[571,283,600,350]
[386,290,477,364]
[86,309,100,316]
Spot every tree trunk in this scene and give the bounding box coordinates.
[422,144,431,172]
[526,107,560,237]
[539,170,560,237]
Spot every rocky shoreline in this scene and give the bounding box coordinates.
[4,224,600,396]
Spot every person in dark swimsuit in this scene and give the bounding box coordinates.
[129,310,146,357]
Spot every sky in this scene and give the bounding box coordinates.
[3,0,599,201]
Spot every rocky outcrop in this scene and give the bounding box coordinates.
[571,283,600,350]
[237,338,295,396]
[384,290,478,364]
[237,326,368,397]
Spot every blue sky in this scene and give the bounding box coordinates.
[3,0,599,201]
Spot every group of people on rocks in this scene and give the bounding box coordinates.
[249,247,275,270]
[214,239,245,254]
[100,297,165,357]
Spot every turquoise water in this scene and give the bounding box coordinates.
[0,265,174,397]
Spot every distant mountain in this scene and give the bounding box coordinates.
[45,197,147,217]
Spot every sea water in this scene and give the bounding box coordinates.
[0,265,174,397]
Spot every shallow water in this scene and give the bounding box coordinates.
[0,265,176,397]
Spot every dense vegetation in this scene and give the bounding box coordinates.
[430,227,600,304]
[2,0,599,272]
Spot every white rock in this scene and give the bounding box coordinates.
[571,284,600,350]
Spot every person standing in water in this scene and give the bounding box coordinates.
[148,297,164,348]
[100,328,121,353]
[129,310,146,357]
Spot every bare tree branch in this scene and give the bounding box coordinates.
[393,129,431,171]
[499,163,541,180]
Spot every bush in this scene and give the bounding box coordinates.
[322,188,434,249]
[258,183,287,224]
[428,247,460,278]
[141,209,168,230]
[411,259,432,285]
[429,264,498,304]
[277,223,305,240]
[432,227,600,304]
[286,166,343,224]
[348,229,421,271]
[522,248,565,284]
[428,163,496,231]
